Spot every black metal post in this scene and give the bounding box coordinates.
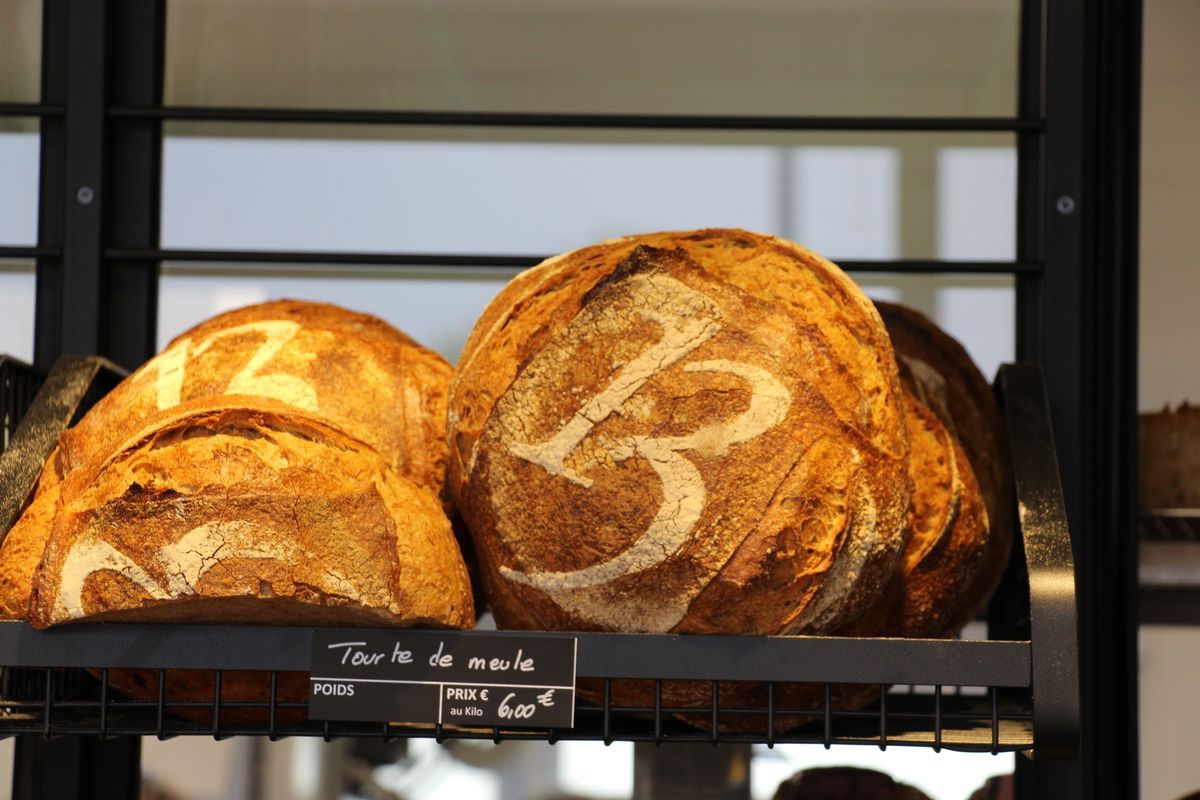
[104,0,164,370]
[1080,0,1142,796]
[1018,0,1142,797]
[35,0,108,367]
[34,0,163,373]
[19,0,166,796]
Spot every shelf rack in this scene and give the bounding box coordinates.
[1,0,1142,796]
[0,355,1076,756]
[1139,510,1200,625]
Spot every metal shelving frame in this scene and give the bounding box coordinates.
[0,0,1141,797]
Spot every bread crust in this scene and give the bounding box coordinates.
[0,451,64,618]
[451,234,909,636]
[27,397,473,629]
[842,393,990,637]
[60,299,452,496]
[1,301,457,623]
[873,301,1013,623]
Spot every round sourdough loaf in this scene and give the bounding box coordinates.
[873,301,1013,623]
[26,397,474,628]
[0,300,457,621]
[449,230,910,636]
[59,299,452,496]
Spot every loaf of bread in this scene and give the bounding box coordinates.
[27,397,473,628]
[450,230,910,637]
[1139,403,1200,509]
[873,301,1013,615]
[0,300,459,622]
[60,300,452,495]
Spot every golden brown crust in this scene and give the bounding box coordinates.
[28,396,473,629]
[0,451,64,618]
[451,233,909,637]
[61,299,452,497]
[842,393,990,638]
[873,301,1013,625]
[451,230,907,500]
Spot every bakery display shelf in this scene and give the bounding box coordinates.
[1139,509,1200,542]
[0,356,1079,758]
[1139,510,1200,625]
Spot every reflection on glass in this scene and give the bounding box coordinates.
[859,274,1015,382]
[158,269,513,363]
[0,262,36,363]
[937,147,1017,261]
[166,0,1018,117]
[0,127,40,245]
[161,127,1014,262]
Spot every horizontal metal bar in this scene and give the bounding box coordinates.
[0,102,65,118]
[109,247,542,270]
[0,623,1032,687]
[110,105,1045,133]
[0,246,61,260]
[108,248,1042,275]
[0,722,1033,752]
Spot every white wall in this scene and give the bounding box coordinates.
[1139,0,1200,412]
[1138,2,1200,799]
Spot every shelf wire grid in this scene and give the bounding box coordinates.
[0,668,1029,753]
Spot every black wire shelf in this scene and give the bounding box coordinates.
[1139,509,1200,542]
[0,356,1078,758]
[1139,510,1200,625]
[0,665,1031,752]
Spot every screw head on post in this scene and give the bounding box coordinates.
[76,186,95,205]
[1055,195,1076,215]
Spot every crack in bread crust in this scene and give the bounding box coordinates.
[28,396,474,629]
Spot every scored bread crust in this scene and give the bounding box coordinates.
[872,301,1013,624]
[451,229,907,501]
[59,299,452,497]
[842,392,990,637]
[645,398,989,736]
[27,396,474,629]
[452,235,909,636]
[0,451,64,618]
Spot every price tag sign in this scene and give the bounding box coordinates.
[308,631,577,728]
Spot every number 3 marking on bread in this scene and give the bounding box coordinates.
[503,274,791,593]
[140,320,319,412]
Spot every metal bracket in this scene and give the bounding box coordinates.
[999,363,1081,759]
[0,356,127,541]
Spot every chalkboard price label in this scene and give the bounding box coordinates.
[308,631,577,728]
